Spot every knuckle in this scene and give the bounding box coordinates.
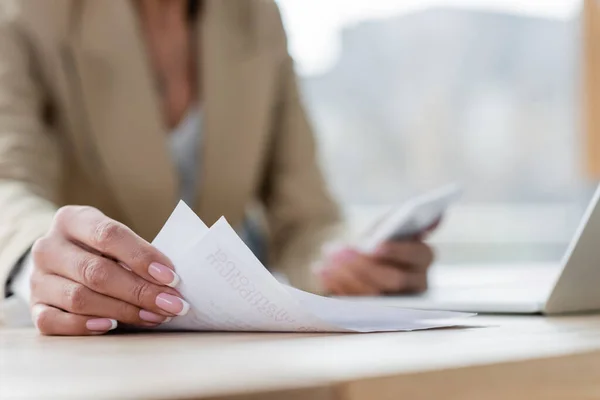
[64,283,88,313]
[53,206,75,227]
[129,246,154,269]
[55,205,99,232]
[80,257,110,290]
[131,281,153,306]
[31,236,53,268]
[92,220,124,251]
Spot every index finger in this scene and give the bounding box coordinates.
[53,206,179,287]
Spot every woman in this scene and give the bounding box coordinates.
[0,0,434,335]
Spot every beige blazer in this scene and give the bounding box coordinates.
[0,0,340,299]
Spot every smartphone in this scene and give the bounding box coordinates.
[357,184,462,253]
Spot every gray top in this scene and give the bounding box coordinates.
[169,107,201,206]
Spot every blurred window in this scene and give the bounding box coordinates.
[277,0,590,264]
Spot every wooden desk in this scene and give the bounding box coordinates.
[3,316,600,400]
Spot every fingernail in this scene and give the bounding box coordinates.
[333,248,358,263]
[139,310,170,323]
[31,304,45,330]
[156,293,190,316]
[86,318,117,332]
[148,262,180,287]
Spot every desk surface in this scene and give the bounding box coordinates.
[3,315,600,400]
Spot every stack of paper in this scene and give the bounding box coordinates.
[152,201,473,333]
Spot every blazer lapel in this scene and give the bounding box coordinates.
[196,1,275,227]
[63,1,276,236]
[65,1,178,239]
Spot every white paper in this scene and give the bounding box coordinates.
[152,201,473,332]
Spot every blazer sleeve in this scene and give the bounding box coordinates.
[260,3,343,294]
[0,8,61,301]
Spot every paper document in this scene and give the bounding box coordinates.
[152,201,473,332]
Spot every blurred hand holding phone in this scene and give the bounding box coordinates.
[357,184,462,253]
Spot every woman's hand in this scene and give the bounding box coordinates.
[30,206,190,336]
[317,240,435,296]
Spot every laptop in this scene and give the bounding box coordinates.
[354,185,600,315]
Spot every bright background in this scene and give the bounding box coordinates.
[277,0,592,265]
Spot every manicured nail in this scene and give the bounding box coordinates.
[148,262,180,287]
[86,318,117,332]
[31,304,44,328]
[334,248,358,263]
[139,310,170,323]
[156,293,190,316]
